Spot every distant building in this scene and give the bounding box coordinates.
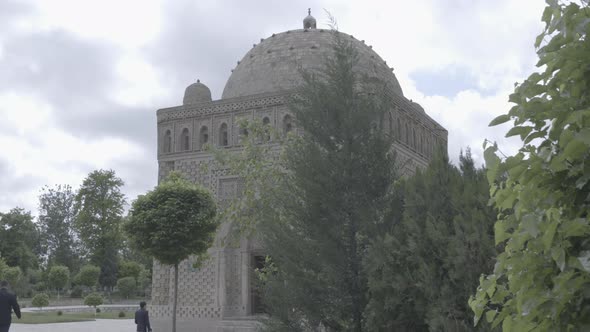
[151,10,447,331]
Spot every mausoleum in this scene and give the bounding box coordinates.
[151,10,447,332]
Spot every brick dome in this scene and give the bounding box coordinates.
[183,80,212,105]
[221,29,404,99]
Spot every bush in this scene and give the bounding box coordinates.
[96,308,101,313]
[83,292,103,308]
[118,311,125,317]
[31,293,49,309]
[57,310,63,316]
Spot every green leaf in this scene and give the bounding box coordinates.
[542,6,553,25]
[486,310,498,323]
[494,221,511,245]
[563,138,587,160]
[484,146,501,184]
[562,218,590,238]
[489,114,511,126]
[503,316,513,332]
[520,214,540,238]
[506,126,533,139]
[551,247,566,271]
[524,131,547,144]
[543,220,558,250]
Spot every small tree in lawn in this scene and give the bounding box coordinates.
[48,265,69,300]
[84,292,103,316]
[31,293,49,311]
[125,172,218,332]
[116,276,136,299]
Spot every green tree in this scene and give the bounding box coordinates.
[221,31,399,331]
[0,257,8,280]
[74,169,125,289]
[470,1,590,330]
[48,265,70,300]
[137,268,152,297]
[116,276,136,299]
[84,292,103,316]
[118,260,142,281]
[4,267,22,290]
[38,185,80,271]
[365,150,497,331]
[0,208,42,272]
[125,172,218,332]
[31,293,49,310]
[74,264,100,290]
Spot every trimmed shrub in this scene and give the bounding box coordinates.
[118,311,126,317]
[83,292,103,309]
[31,293,49,310]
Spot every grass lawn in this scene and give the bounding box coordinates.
[13,311,135,324]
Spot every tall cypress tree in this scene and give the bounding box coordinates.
[254,31,399,331]
[364,150,497,331]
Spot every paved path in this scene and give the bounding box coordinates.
[12,319,133,332]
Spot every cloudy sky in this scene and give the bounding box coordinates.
[0,0,546,214]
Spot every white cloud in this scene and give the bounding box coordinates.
[0,92,148,212]
[22,0,162,48]
[0,0,550,213]
[111,53,170,107]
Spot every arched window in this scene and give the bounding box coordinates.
[397,118,402,141]
[181,128,190,151]
[219,123,228,146]
[412,127,416,150]
[262,117,271,141]
[163,130,172,153]
[283,115,293,135]
[199,126,209,149]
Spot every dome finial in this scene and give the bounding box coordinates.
[303,8,317,29]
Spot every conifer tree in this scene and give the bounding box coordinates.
[364,150,497,331]
[246,31,399,331]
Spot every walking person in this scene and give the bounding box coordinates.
[0,281,21,332]
[135,301,152,332]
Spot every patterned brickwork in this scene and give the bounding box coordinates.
[224,251,242,309]
[176,255,218,307]
[151,261,170,306]
[151,304,222,319]
[153,23,449,328]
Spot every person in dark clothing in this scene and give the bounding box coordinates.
[135,301,152,332]
[0,280,21,332]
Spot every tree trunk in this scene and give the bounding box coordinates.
[173,263,179,332]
